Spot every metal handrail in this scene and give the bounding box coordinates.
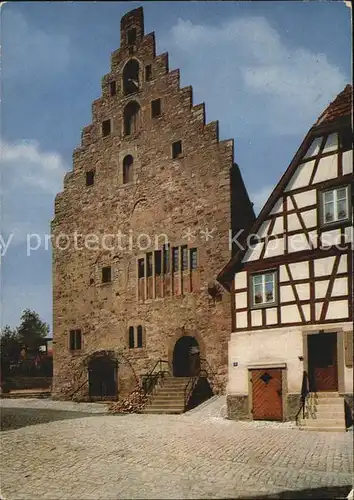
[295,370,310,423]
[141,359,171,397]
[69,378,88,399]
[199,357,221,393]
[184,375,199,409]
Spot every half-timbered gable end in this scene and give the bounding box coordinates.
[218,85,353,426]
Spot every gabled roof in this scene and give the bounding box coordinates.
[217,84,353,288]
[315,84,352,126]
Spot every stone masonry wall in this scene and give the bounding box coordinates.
[51,7,255,400]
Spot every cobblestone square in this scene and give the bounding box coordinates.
[1,398,352,499]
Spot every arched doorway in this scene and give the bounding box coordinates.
[88,354,117,399]
[173,336,200,377]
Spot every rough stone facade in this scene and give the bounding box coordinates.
[52,7,255,400]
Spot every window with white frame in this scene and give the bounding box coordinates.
[321,186,349,225]
[251,272,277,307]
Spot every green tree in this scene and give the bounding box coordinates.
[16,309,49,353]
[0,325,21,377]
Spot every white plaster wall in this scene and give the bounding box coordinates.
[228,327,303,394]
[288,233,311,253]
[235,271,247,290]
[285,161,315,191]
[242,243,263,262]
[313,154,338,183]
[342,150,353,175]
[228,322,353,395]
[293,190,316,208]
[263,237,284,258]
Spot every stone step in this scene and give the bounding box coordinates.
[151,396,185,402]
[309,392,340,398]
[149,398,184,407]
[310,399,344,406]
[305,408,345,418]
[299,418,345,427]
[299,426,346,432]
[0,391,51,399]
[142,407,184,414]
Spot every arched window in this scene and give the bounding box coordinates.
[137,325,143,348]
[124,101,141,136]
[123,155,134,184]
[123,59,140,95]
[128,326,135,348]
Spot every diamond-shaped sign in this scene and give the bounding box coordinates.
[260,372,272,384]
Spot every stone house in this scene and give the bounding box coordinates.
[217,85,353,430]
[51,7,255,400]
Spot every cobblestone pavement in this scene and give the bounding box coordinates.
[1,398,352,500]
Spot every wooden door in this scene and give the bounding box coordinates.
[308,333,338,391]
[251,369,283,420]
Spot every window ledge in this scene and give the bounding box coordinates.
[251,302,278,310]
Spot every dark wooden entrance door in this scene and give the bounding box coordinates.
[88,356,117,399]
[251,369,283,420]
[173,336,200,377]
[308,333,338,392]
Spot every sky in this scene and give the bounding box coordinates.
[0,1,352,330]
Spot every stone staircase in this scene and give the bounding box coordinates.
[142,376,190,414]
[0,389,51,399]
[298,392,346,432]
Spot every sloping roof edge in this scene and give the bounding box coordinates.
[217,86,353,288]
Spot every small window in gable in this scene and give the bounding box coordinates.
[137,325,143,348]
[172,140,182,159]
[109,81,117,96]
[151,98,161,118]
[127,28,137,45]
[321,185,350,225]
[69,329,82,351]
[129,326,135,348]
[251,271,277,308]
[322,133,338,154]
[102,266,112,283]
[145,65,152,81]
[102,119,111,137]
[86,170,95,186]
[303,137,323,159]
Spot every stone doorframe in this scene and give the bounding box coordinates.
[302,328,345,393]
[167,328,206,372]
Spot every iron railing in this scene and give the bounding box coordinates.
[295,370,310,424]
[141,359,171,397]
[200,357,221,393]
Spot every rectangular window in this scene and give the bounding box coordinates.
[321,186,349,225]
[172,247,179,272]
[181,246,188,271]
[102,266,112,283]
[172,140,182,159]
[128,327,135,348]
[251,272,277,307]
[190,248,197,269]
[86,170,95,186]
[102,119,111,137]
[138,258,145,278]
[69,329,82,351]
[154,250,162,275]
[147,253,153,277]
[163,244,170,274]
[137,326,143,348]
[109,81,117,96]
[145,64,152,81]
[127,28,137,45]
[151,98,161,118]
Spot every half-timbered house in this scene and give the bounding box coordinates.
[217,85,353,430]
